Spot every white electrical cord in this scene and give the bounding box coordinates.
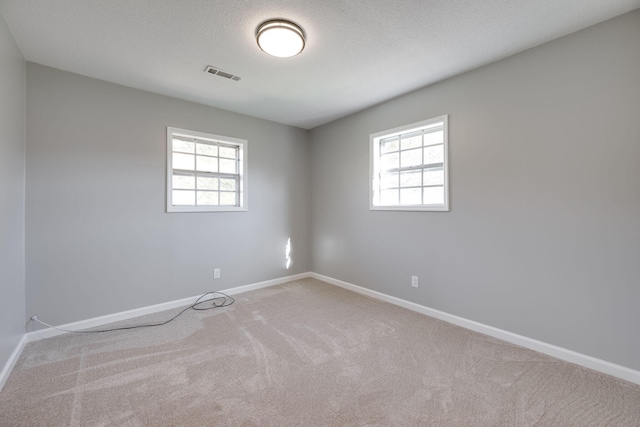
[31,315,81,333]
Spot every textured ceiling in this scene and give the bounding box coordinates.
[1,0,639,129]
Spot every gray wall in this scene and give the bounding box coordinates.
[0,14,25,369]
[26,63,310,326]
[309,10,640,370]
[13,8,640,375]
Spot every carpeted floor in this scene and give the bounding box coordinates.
[1,278,639,426]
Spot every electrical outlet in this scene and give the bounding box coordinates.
[411,275,419,288]
[214,268,221,279]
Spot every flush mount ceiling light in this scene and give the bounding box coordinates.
[256,19,305,58]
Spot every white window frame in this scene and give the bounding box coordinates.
[166,127,248,213]
[370,115,449,211]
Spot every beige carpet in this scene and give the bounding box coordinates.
[1,278,639,426]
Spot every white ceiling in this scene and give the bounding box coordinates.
[1,1,639,129]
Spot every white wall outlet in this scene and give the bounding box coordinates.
[214,268,221,279]
[411,275,419,288]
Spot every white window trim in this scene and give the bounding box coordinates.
[369,115,449,212]
[166,127,248,213]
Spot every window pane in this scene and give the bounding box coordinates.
[220,158,236,174]
[380,152,399,170]
[400,188,422,205]
[424,130,443,146]
[370,117,447,211]
[173,139,194,153]
[196,143,218,156]
[220,178,236,191]
[424,186,445,205]
[424,168,444,186]
[219,146,237,159]
[172,153,194,170]
[380,189,399,205]
[380,172,399,189]
[381,138,399,154]
[401,134,422,150]
[220,191,236,206]
[197,176,218,190]
[401,148,422,168]
[196,155,218,172]
[172,174,195,189]
[168,128,246,212]
[172,190,195,205]
[400,170,421,187]
[424,144,444,164]
[197,191,218,206]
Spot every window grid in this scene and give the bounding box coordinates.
[171,137,241,207]
[377,126,445,206]
[370,115,448,211]
[171,172,240,207]
[167,127,247,212]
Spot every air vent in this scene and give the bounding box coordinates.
[204,66,241,81]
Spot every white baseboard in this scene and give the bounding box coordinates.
[0,334,27,391]
[26,272,312,344]
[310,272,640,386]
[5,270,638,389]
[0,272,311,389]
[224,272,311,296]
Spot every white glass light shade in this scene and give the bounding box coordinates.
[256,20,305,58]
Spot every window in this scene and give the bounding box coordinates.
[167,127,247,212]
[370,115,449,211]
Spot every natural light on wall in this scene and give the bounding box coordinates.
[285,238,292,269]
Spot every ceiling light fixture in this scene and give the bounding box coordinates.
[256,19,305,58]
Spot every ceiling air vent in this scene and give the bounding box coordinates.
[204,65,241,81]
